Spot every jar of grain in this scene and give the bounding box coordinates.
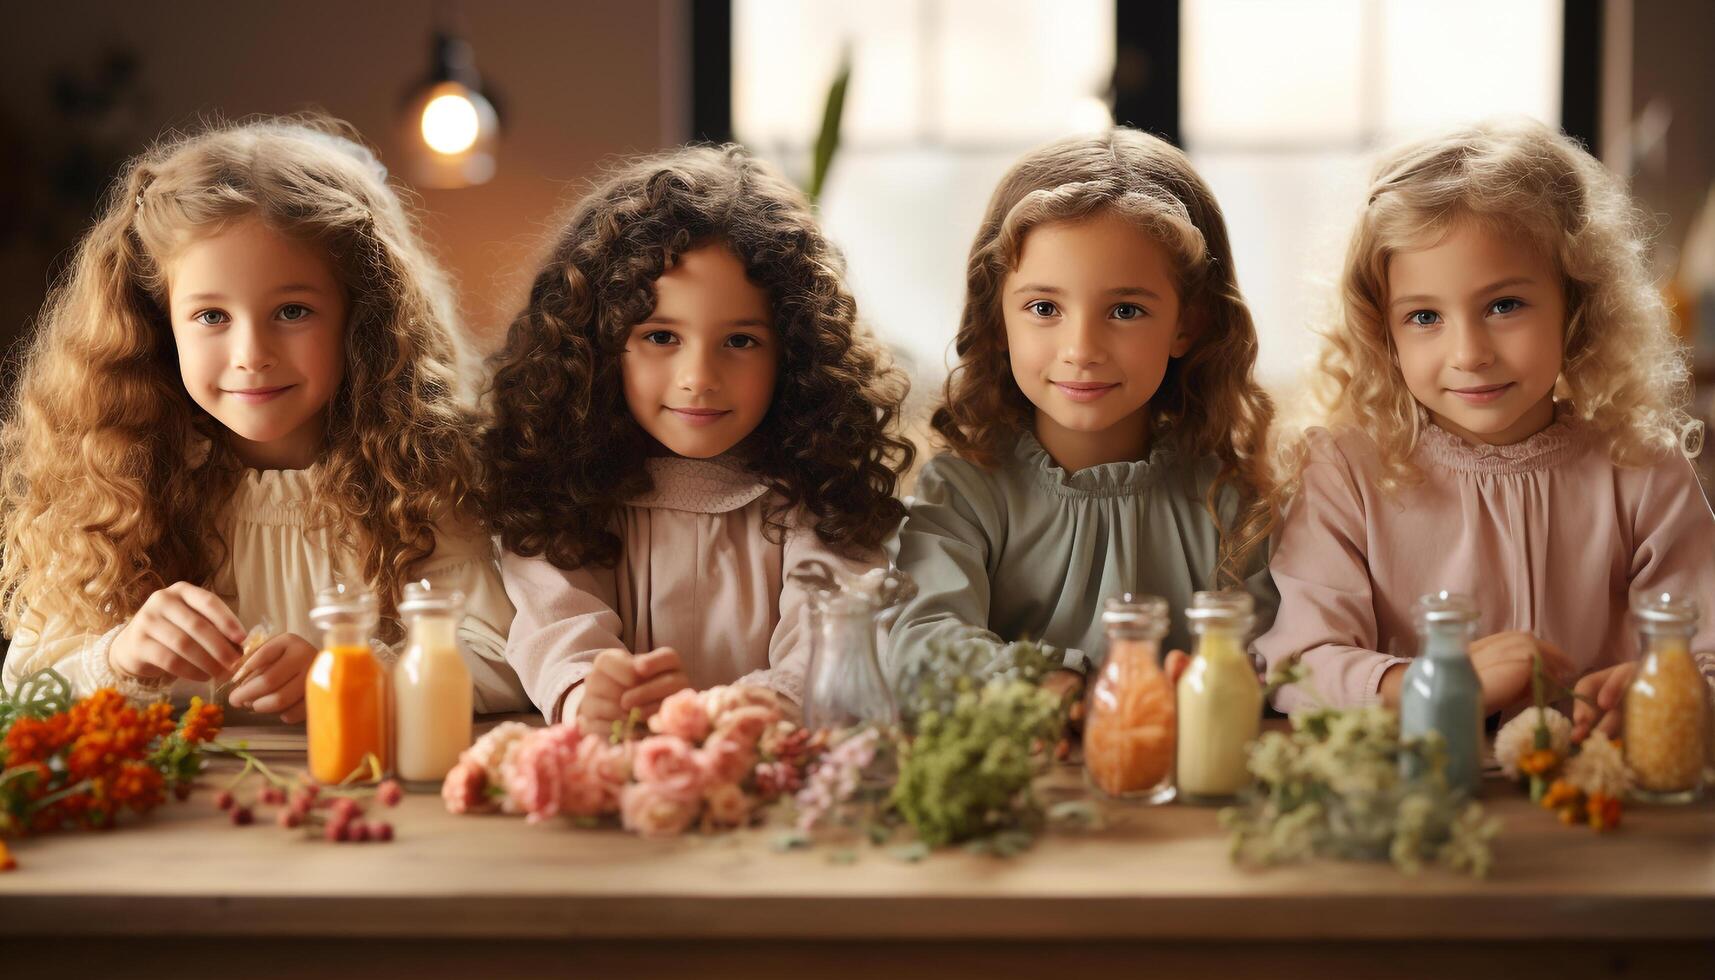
[1623,592,1709,804]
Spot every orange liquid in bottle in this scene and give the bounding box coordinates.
[306,643,388,784]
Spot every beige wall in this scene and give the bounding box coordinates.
[0,1,679,351]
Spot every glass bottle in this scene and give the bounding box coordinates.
[1176,590,1263,805]
[1624,592,1709,804]
[1398,591,1483,797]
[393,581,474,786]
[1083,593,1175,804]
[794,560,916,730]
[306,584,388,784]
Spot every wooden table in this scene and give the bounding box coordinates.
[3,720,1712,979]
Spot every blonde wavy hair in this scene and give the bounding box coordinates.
[933,128,1277,585]
[1297,118,1697,493]
[0,114,484,639]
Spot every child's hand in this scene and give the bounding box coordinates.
[1468,631,1573,715]
[1570,662,1636,742]
[110,583,245,683]
[228,633,317,723]
[577,648,639,728]
[1041,668,1084,705]
[619,647,691,718]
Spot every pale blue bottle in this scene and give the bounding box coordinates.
[1399,591,1483,798]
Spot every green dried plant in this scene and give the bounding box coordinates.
[1220,705,1501,877]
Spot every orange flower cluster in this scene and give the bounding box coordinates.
[1,688,223,838]
[1542,778,1623,833]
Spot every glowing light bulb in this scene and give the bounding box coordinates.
[421,93,480,155]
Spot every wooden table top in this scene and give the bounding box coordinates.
[3,719,1712,943]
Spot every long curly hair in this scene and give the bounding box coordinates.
[932,128,1276,585]
[482,144,913,570]
[1293,117,1698,494]
[0,114,485,638]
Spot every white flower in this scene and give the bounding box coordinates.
[1493,707,1571,779]
[1563,733,1633,798]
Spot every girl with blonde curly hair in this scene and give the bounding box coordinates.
[486,144,913,726]
[889,128,1280,693]
[1258,118,1715,735]
[0,115,527,718]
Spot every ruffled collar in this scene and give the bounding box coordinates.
[228,467,322,527]
[1013,430,1178,498]
[632,455,769,514]
[1415,404,1590,475]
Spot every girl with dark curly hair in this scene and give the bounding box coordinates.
[0,115,529,717]
[889,128,1279,696]
[486,145,913,726]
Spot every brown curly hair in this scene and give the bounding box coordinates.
[482,144,914,570]
[932,128,1276,585]
[0,114,486,639]
[1290,118,1699,496]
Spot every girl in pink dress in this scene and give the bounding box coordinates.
[484,145,914,727]
[1258,118,1715,740]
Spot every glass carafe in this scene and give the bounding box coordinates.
[792,560,916,730]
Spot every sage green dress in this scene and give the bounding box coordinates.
[886,432,1278,675]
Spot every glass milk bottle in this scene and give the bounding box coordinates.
[1176,591,1263,805]
[393,581,475,785]
[1083,593,1176,804]
[1399,591,1483,797]
[1624,592,1709,804]
[306,584,388,784]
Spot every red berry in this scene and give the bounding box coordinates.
[277,809,302,829]
[214,790,235,811]
[376,780,404,808]
[230,806,254,826]
[348,822,370,843]
[324,820,347,842]
[331,797,362,822]
[369,821,393,842]
[260,786,287,806]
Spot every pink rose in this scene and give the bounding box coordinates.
[632,735,703,802]
[703,782,753,828]
[697,733,756,786]
[565,736,631,816]
[502,724,582,823]
[441,760,492,815]
[649,688,712,741]
[712,705,778,749]
[621,781,700,838]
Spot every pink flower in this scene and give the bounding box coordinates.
[697,733,756,786]
[703,782,753,828]
[621,781,700,838]
[440,760,492,815]
[502,724,582,823]
[564,735,631,816]
[649,688,712,741]
[712,705,778,749]
[632,735,703,802]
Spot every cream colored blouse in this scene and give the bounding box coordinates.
[1257,415,1715,713]
[1,468,529,714]
[500,455,882,722]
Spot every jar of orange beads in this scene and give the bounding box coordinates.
[1624,592,1709,804]
[306,584,388,785]
[1083,593,1175,804]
